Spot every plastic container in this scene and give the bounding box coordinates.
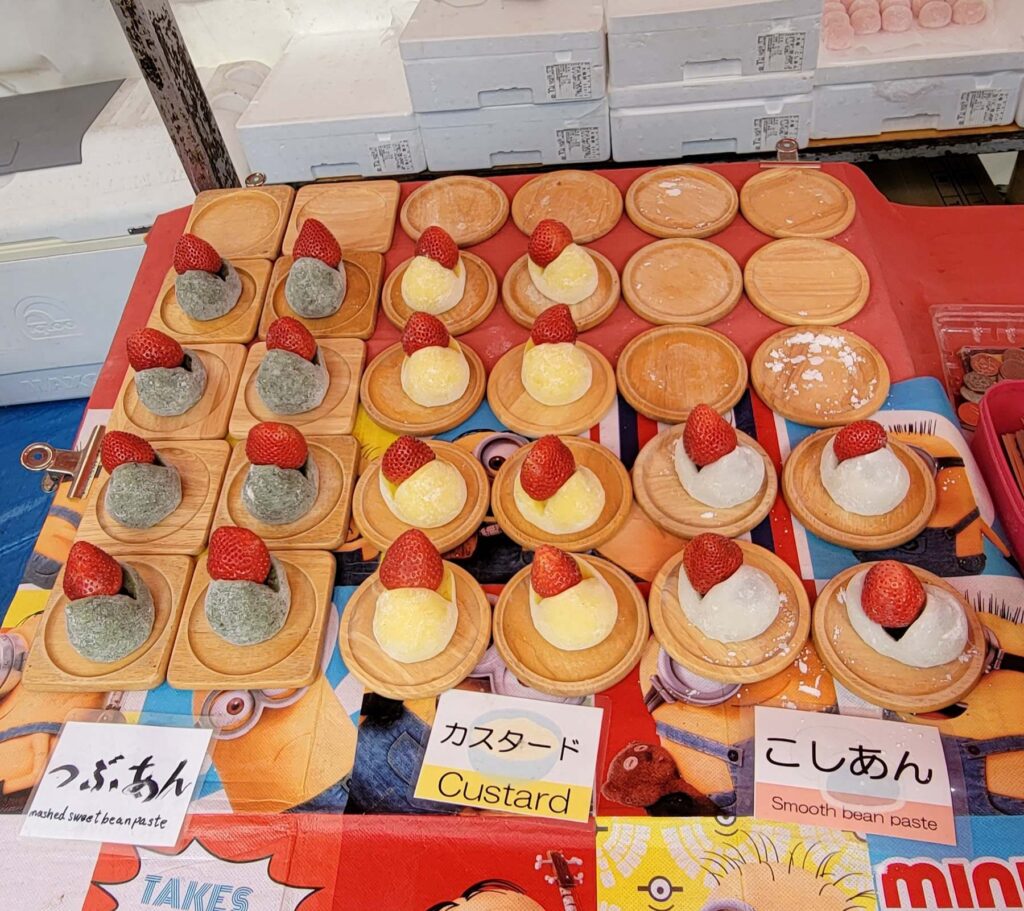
[609,70,813,107]
[973,380,1024,567]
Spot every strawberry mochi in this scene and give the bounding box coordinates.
[256,317,329,416]
[127,327,208,418]
[242,422,320,526]
[520,304,593,407]
[285,218,347,319]
[173,233,242,321]
[513,436,605,535]
[526,219,598,306]
[528,546,617,651]
[399,313,470,408]
[401,226,466,315]
[820,421,910,516]
[378,435,467,529]
[101,430,182,529]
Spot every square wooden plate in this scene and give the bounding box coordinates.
[283,182,400,254]
[185,185,295,260]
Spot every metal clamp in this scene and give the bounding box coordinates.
[20,424,104,499]
[760,138,821,170]
[244,171,267,187]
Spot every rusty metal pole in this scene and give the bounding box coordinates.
[108,0,239,191]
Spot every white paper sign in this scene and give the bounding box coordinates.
[21,721,212,847]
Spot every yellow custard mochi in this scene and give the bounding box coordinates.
[401,339,470,407]
[528,244,599,305]
[379,458,467,528]
[520,339,593,406]
[513,467,605,535]
[401,255,466,315]
[529,558,617,650]
[373,567,457,663]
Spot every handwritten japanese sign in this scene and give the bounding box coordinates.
[414,691,603,822]
[754,707,955,845]
[21,721,212,847]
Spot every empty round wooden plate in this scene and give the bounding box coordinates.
[649,542,810,684]
[633,424,777,539]
[812,563,985,713]
[511,170,623,242]
[353,441,490,553]
[617,325,748,423]
[491,437,632,552]
[360,341,487,435]
[782,428,936,550]
[487,342,617,438]
[400,176,509,246]
[744,238,869,326]
[740,169,856,239]
[502,250,620,331]
[625,166,739,239]
[493,555,649,697]
[750,325,889,427]
[382,252,498,335]
[339,562,492,700]
[623,238,743,326]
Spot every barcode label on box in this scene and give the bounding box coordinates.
[753,115,802,152]
[556,127,602,162]
[545,62,593,100]
[755,33,806,72]
[956,90,1009,127]
[369,140,416,174]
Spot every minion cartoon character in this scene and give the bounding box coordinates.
[426,880,545,911]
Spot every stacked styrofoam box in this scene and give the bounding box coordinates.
[399,0,610,172]
[607,0,820,160]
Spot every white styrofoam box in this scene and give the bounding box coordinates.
[418,98,610,172]
[238,31,424,182]
[812,71,1024,139]
[1018,86,1024,126]
[399,0,606,111]
[607,0,820,89]
[609,69,813,107]
[611,93,812,161]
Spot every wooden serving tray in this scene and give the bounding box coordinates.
[23,555,194,692]
[352,441,489,553]
[109,343,246,441]
[487,342,616,439]
[148,259,270,344]
[168,550,336,690]
[214,435,359,551]
[229,338,365,438]
[492,555,649,697]
[812,563,985,712]
[381,252,497,335]
[186,185,294,260]
[511,170,623,243]
[782,429,937,550]
[740,168,856,239]
[491,437,632,552]
[77,440,230,556]
[648,543,810,684]
[284,181,400,254]
[625,166,739,239]
[339,562,491,700]
[632,424,777,539]
[501,250,620,331]
[400,175,509,246]
[259,253,383,341]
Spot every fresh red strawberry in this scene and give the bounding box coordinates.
[401,312,450,356]
[101,431,156,473]
[381,436,436,485]
[415,226,459,270]
[379,529,444,591]
[245,422,308,470]
[63,541,123,601]
[528,219,573,268]
[530,304,578,346]
[266,316,317,361]
[173,233,222,274]
[126,327,184,371]
[530,545,582,598]
[834,420,888,463]
[519,436,576,501]
[208,526,272,583]
[293,218,342,269]
[682,533,743,596]
[861,560,926,628]
[683,404,737,468]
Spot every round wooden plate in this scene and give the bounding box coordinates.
[491,437,632,552]
[381,252,498,335]
[501,250,620,331]
[649,542,810,684]
[359,341,486,435]
[511,170,623,242]
[339,563,491,700]
[493,555,649,697]
[740,169,856,239]
[487,342,617,438]
[744,238,870,326]
[812,562,985,712]
[750,325,889,427]
[782,428,936,550]
[623,238,743,326]
[400,176,509,246]
[633,424,777,539]
[625,166,739,239]
[353,441,490,553]
[616,325,748,423]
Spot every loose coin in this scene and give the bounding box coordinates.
[970,352,1001,376]
[964,371,996,393]
[957,401,980,426]
[959,385,983,404]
